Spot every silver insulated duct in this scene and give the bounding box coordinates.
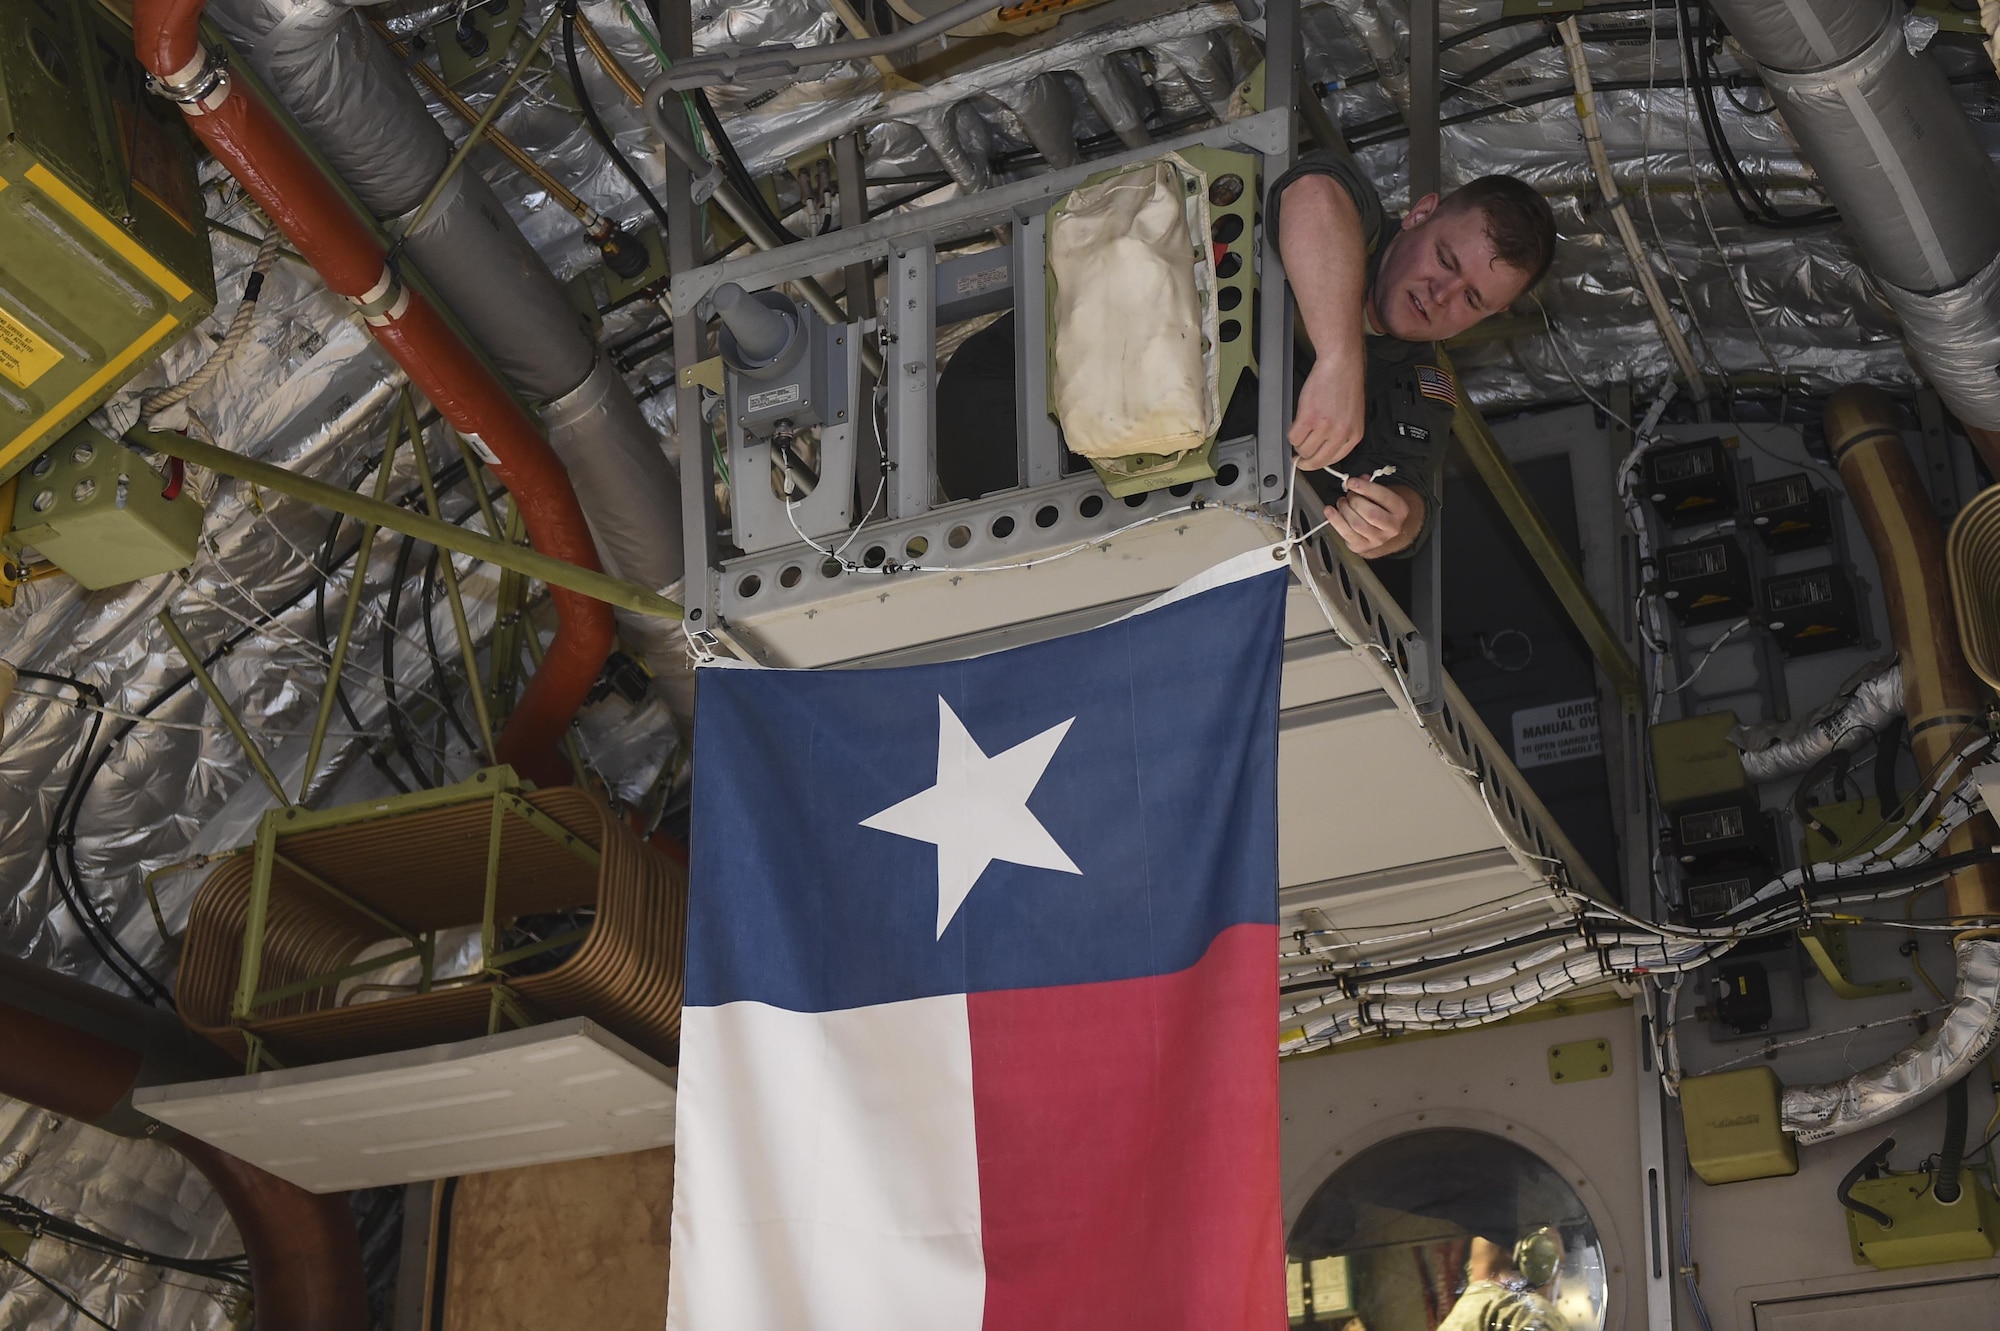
[209,0,686,667]
[1706,0,2000,426]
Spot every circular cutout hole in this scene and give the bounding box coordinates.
[1217,286,1242,312]
[1505,787,1518,817]
[1218,319,1242,343]
[1216,251,1243,280]
[31,489,55,513]
[30,455,53,477]
[1262,473,1280,489]
[947,524,972,549]
[30,29,69,84]
[1216,463,1240,487]
[821,557,842,578]
[863,545,887,568]
[1337,563,1353,598]
[779,564,803,588]
[1169,482,1193,498]
[1079,494,1104,518]
[1034,504,1059,528]
[1357,588,1372,624]
[70,442,94,465]
[71,479,95,503]
[737,573,762,598]
[991,515,1015,539]
[1208,173,1245,207]
[1210,214,1244,244]
[1124,493,1147,508]
[905,535,929,559]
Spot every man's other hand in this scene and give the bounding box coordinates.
[1289,357,1367,470]
[1325,475,1423,558]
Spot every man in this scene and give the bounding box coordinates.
[1268,151,1557,556]
[934,153,1555,559]
[1434,1228,1571,1331]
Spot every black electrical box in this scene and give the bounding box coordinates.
[1660,537,1754,626]
[1745,473,1834,554]
[1682,870,1758,925]
[1670,799,1777,872]
[1645,438,1737,528]
[1711,956,1775,1035]
[1763,565,1861,656]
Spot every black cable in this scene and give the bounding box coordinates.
[427,1177,460,1331]
[420,545,482,758]
[560,2,676,243]
[0,1249,121,1330]
[1277,925,1584,995]
[314,457,418,796]
[1937,1074,1970,1204]
[384,532,436,788]
[1440,0,1657,52]
[0,1193,251,1288]
[14,670,173,1005]
[690,89,795,243]
[1799,844,2000,900]
[1836,1137,1897,1229]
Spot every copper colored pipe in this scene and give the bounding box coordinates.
[1825,386,2000,919]
[0,958,367,1331]
[135,0,611,787]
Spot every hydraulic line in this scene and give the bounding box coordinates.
[136,0,616,788]
[1937,1074,1970,1203]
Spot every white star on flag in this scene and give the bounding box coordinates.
[861,696,1082,938]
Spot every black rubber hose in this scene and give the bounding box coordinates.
[383,532,434,788]
[691,88,795,243]
[1937,1075,1969,1204]
[1837,1137,1897,1228]
[314,459,416,796]
[419,546,481,757]
[560,3,676,242]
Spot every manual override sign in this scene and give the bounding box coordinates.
[1510,696,1601,771]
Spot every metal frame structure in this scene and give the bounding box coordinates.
[227,766,600,1071]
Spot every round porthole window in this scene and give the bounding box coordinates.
[1287,1130,1609,1330]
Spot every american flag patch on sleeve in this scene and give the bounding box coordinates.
[1417,365,1459,406]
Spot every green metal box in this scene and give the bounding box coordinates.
[1648,711,1748,813]
[0,0,215,482]
[5,423,202,588]
[1682,1066,1798,1184]
[1846,1169,2000,1269]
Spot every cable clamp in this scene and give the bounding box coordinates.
[147,48,230,116]
[690,161,726,206]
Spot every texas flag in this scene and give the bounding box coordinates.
[667,556,1289,1330]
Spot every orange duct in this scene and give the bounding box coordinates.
[1825,387,2000,920]
[0,957,367,1330]
[134,0,613,787]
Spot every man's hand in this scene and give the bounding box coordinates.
[1324,475,1424,558]
[1289,356,1367,470]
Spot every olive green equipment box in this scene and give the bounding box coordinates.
[0,0,216,482]
[1846,1168,2000,1270]
[5,423,202,588]
[1681,1066,1798,1184]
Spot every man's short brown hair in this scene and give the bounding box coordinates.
[1437,176,1558,289]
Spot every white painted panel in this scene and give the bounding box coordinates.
[1279,708,1504,888]
[667,996,985,1331]
[133,1019,675,1194]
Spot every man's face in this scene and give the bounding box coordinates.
[1368,195,1532,343]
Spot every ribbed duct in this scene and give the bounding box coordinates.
[1709,0,2000,426]
[211,0,687,654]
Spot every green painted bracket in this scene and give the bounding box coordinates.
[1802,924,1910,1000]
[1548,1038,1612,1084]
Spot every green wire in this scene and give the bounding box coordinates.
[616,0,707,151]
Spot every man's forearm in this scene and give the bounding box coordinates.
[1277,175,1371,363]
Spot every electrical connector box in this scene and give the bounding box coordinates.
[1644,437,1737,528]
[0,0,216,481]
[4,424,202,589]
[1846,1169,2000,1269]
[1648,711,1747,812]
[1764,565,1862,656]
[1660,537,1754,626]
[1746,472,1833,554]
[1682,1066,1798,1184]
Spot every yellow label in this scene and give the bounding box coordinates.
[0,306,61,388]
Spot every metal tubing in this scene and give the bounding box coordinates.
[300,403,402,799]
[407,400,499,763]
[138,0,616,789]
[1408,0,1439,199]
[655,0,1002,88]
[158,609,294,806]
[1825,386,2000,919]
[396,5,563,245]
[1442,359,1644,706]
[138,430,683,622]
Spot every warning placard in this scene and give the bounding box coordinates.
[1511,696,1602,770]
[0,307,61,388]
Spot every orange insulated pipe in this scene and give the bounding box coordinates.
[135,0,612,787]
